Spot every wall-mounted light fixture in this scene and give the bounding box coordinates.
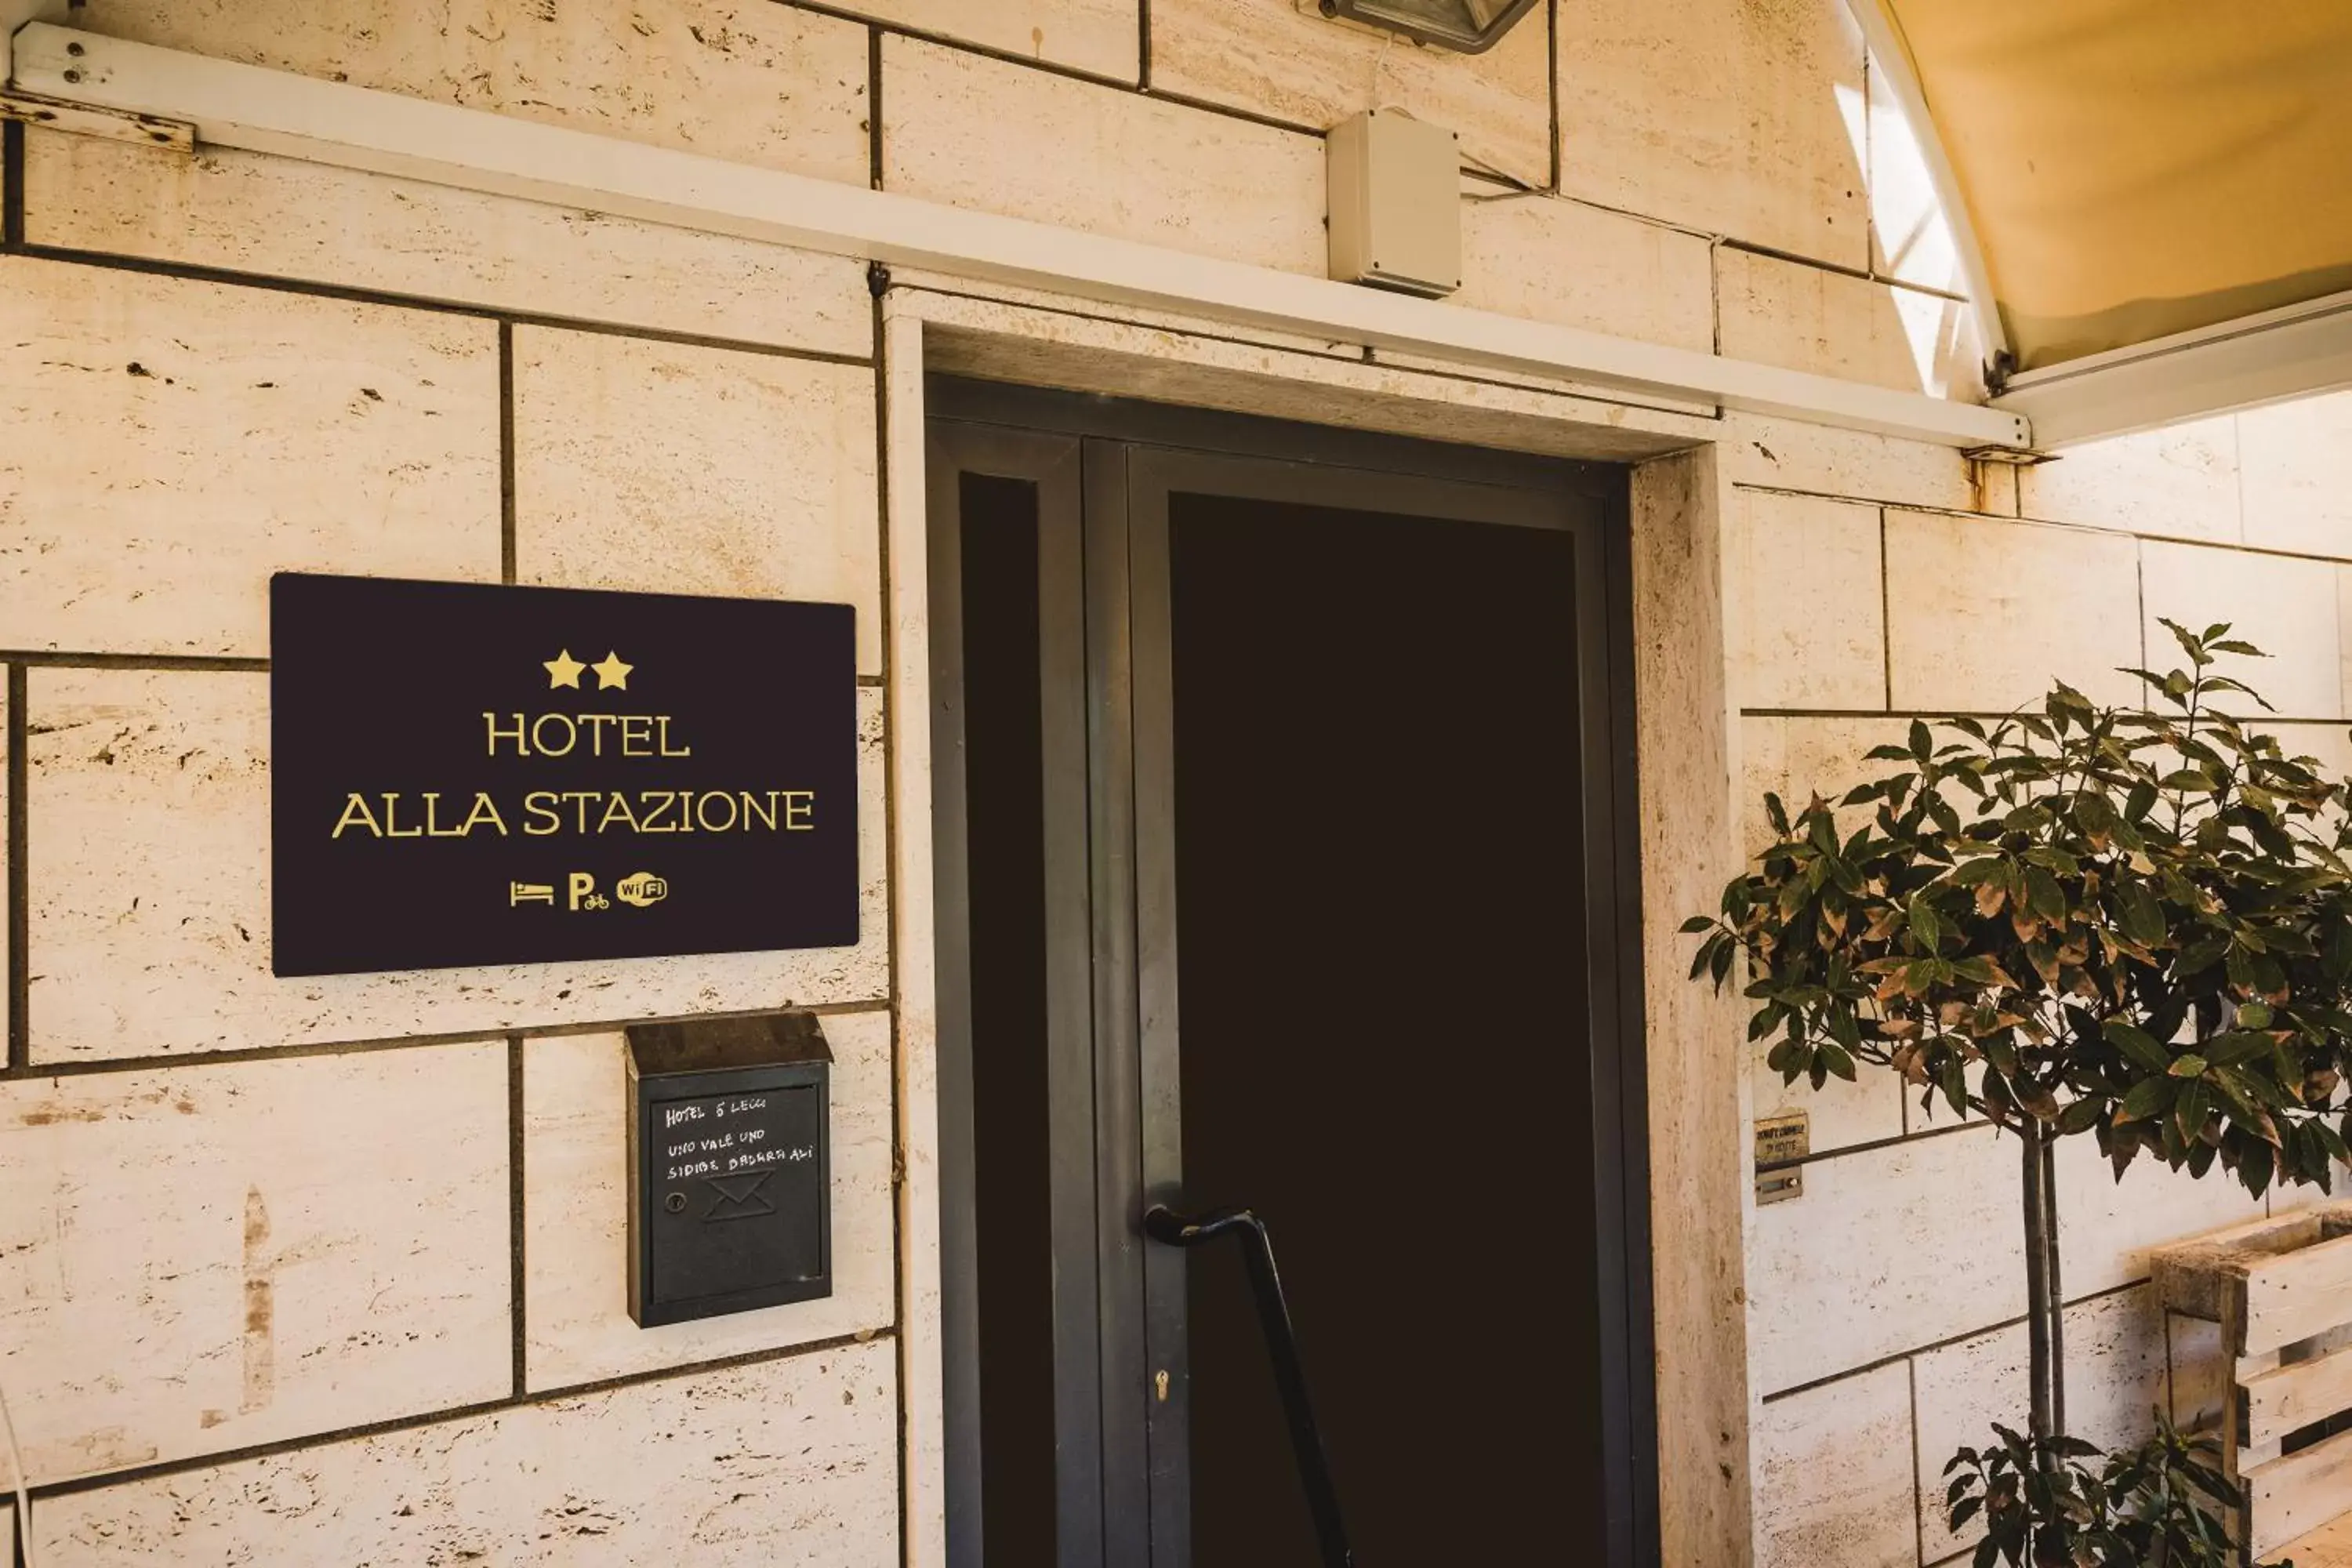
[1319,0,1541,53]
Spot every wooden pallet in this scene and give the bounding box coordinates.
[2155,1205,2352,1564]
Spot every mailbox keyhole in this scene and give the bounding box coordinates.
[665,1192,688,1214]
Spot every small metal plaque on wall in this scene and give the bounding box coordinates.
[268,573,857,976]
[627,1013,833,1327]
[1755,1110,1809,1206]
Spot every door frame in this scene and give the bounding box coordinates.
[924,376,1659,1567]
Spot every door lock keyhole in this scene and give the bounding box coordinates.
[1155,1369,1171,1403]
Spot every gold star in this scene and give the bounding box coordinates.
[543,649,586,689]
[591,651,633,691]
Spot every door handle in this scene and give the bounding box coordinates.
[1145,1203,1355,1568]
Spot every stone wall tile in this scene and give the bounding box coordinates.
[522,1011,895,1389]
[71,0,872,184]
[2056,1133,2267,1301]
[835,0,1139,81]
[1719,248,1983,399]
[512,328,883,675]
[1720,413,1980,516]
[1864,50,1965,293]
[1457,193,1715,354]
[1883,512,2143,712]
[1749,1124,2025,1394]
[1733,492,1886,710]
[881,33,1326,274]
[2241,392,2352,560]
[24,133,873,360]
[0,256,499,658]
[31,1344,899,1565]
[27,670,888,1062]
[1556,0,1869,267]
[1748,1050,1906,1174]
[1737,715,1913,1154]
[2140,539,2343,720]
[2020,419,2241,546]
[1736,713,1915,860]
[0,1045,510,1484]
[1911,1287,2169,1561]
[1751,1364,1915,1568]
[1150,0,1552,186]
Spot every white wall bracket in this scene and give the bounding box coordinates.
[6,20,2030,452]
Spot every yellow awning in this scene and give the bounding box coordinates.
[1860,0,2352,438]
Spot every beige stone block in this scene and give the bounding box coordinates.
[881,34,1326,274]
[1749,1049,1904,1168]
[1751,1363,1915,1568]
[2241,391,2352,560]
[1718,248,1984,399]
[0,256,499,658]
[1457,192,1715,355]
[523,1011,894,1389]
[1720,411,1979,516]
[1748,1124,2024,1394]
[1556,0,1869,267]
[32,1343,901,1564]
[834,0,1139,80]
[1864,47,1967,292]
[1629,449,1755,1566]
[1911,1287,2169,1560]
[2056,1131,2267,1300]
[512,328,882,674]
[24,133,873,360]
[27,670,890,1062]
[1149,0,1552,187]
[2021,417,2241,546]
[1737,713,1917,856]
[1737,713,1911,1155]
[2140,540,2343,720]
[73,0,871,184]
[0,1045,510,1485]
[1733,492,1886,710]
[1883,512,2143,712]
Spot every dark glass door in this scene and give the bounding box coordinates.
[929,384,1654,1568]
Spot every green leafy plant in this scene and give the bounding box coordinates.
[1686,622,2352,1561]
[1945,1414,2260,1568]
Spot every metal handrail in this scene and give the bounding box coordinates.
[1143,1203,1355,1568]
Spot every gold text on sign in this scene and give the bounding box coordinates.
[485,712,693,758]
[331,789,816,839]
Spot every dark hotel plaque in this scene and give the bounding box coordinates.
[270,573,858,977]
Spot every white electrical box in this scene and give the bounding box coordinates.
[1326,109,1461,298]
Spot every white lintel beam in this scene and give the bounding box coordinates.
[9,21,2028,452]
[1993,289,2352,448]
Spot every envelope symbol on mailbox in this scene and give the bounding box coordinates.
[701,1172,775,1223]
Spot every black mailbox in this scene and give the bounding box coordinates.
[626,1012,833,1327]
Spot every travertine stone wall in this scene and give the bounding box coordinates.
[1,2,2339,1565]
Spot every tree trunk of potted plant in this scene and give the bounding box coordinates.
[2021,1117,2066,1448]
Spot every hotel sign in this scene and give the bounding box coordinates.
[270,574,858,977]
